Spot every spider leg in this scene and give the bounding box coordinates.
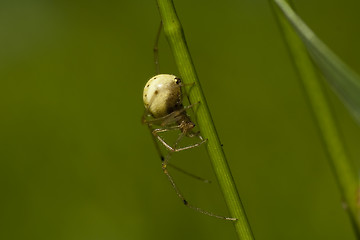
[147,125,211,183]
[148,119,234,220]
[159,130,235,220]
[161,157,236,221]
[161,130,185,167]
[187,131,207,143]
[152,122,207,155]
[179,81,199,119]
[171,138,207,152]
[167,164,211,183]
[152,126,182,153]
[152,127,202,153]
[157,128,207,177]
[153,21,162,74]
[146,125,166,161]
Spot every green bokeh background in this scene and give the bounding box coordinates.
[1,0,360,239]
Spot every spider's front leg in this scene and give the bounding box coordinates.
[152,127,207,153]
[152,126,181,153]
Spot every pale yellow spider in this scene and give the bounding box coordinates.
[142,74,206,154]
[140,23,236,221]
[141,74,235,221]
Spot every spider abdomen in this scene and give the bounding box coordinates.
[143,74,182,118]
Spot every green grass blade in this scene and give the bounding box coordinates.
[156,0,254,239]
[274,0,360,126]
[271,0,360,236]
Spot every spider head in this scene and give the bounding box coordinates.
[179,118,195,134]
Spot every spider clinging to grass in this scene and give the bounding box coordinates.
[142,74,207,155]
[141,22,236,221]
[141,74,236,221]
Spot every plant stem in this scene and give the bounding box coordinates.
[271,0,360,237]
[156,0,254,239]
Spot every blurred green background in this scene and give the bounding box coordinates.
[1,0,360,239]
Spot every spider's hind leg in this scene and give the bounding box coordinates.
[160,150,236,221]
[153,21,162,75]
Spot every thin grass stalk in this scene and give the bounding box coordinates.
[271,0,360,237]
[155,0,254,239]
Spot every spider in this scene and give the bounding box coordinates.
[141,23,236,221]
[142,74,206,155]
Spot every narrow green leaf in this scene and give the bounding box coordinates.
[272,0,360,237]
[274,0,360,126]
